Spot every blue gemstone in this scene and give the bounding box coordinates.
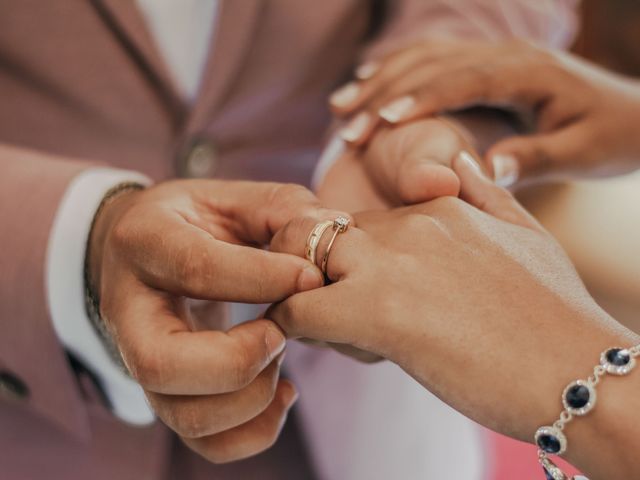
[537,434,561,454]
[543,466,554,480]
[566,384,590,409]
[606,348,630,366]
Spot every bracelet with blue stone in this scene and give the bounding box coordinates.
[534,344,639,480]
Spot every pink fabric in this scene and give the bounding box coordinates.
[486,430,581,479]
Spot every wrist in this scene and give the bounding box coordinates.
[563,338,640,478]
[88,185,144,294]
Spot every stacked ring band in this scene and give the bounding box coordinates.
[305,216,351,277]
[321,216,350,275]
[305,220,333,266]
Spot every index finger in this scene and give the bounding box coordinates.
[376,60,550,125]
[110,282,288,395]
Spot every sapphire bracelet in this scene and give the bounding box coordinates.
[534,344,640,480]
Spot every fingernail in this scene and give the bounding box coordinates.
[276,350,287,367]
[340,112,371,143]
[355,62,379,80]
[330,82,360,108]
[491,154,519,187]
[379,95,416,123]
[296,264,324,292]
[457,151,486,178]
[266,326,287,357]
[283,383,299,408]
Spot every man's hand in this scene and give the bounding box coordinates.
[88,179,342,463]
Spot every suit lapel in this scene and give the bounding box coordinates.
[184,0,265,134]
[91,0,186,124]
[90,0,265,133]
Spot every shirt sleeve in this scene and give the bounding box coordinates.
[46,167,155,425]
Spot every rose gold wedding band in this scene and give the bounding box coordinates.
[305,220,333,266]
[321,216,350,275]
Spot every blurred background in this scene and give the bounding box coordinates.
[574,0,640,75]
[519,0,640,335]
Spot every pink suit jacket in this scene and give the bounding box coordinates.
[0,1,576,479]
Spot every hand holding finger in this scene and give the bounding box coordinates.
[181,379,298,463]
[146,355,284,439]
[453,150,544,231]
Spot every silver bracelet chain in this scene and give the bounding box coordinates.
[535,344,640,480]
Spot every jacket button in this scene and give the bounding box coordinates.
[0,370,29,400]
[178,139,219,178]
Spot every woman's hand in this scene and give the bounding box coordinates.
[267,153,640,478]
[330,40,640,185]
[317,117,484,212]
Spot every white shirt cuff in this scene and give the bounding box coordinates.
[46,167,155,425]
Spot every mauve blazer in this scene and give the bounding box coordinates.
[0,1,576,479]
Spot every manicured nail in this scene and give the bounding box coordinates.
[276,350,287,367]
[283,383,299,408]
[379,96,416,123]
[491,154,519,187]
[330,82,360,108]
[266,326,287,357]
[296,264,324,292]
[340,112,371,143]
[457,151,486,178]
[355,62,379,80]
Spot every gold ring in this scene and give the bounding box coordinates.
[321,216,350,275]
[305,220,333,266]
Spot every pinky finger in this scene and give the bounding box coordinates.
[181,380,298,464]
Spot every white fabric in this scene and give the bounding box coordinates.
[135,0,219,101]
[46,168,154,425]
[46,0,218,425]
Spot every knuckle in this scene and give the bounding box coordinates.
[227,345,258,390]
[203,448,234,464]
[433,195,468,214]
[251,419,283,455]
[277,216,315,252]
[127,344,164,388]
[109,217,134,254]
[395,212,436,234]
[268,183,315,211]
[202,443,252,465]
[173,406,209,439]
[271,299,298,334]
[253,372,279,409]
[175,244,213,289]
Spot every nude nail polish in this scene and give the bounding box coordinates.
[491,154,519,187]
[457,151,486,178]
[330,82,360,107]
[379,96,416,123]
[340,112,371,143]
[355,62,379,80]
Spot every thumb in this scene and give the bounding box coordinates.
[365,120,464,205]
[486,128,582,187]
[453,151,544,232]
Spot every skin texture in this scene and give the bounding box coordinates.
[267,154,640,479]
[331,40,640,184]
[88,179,350,463]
